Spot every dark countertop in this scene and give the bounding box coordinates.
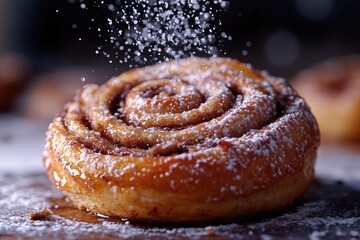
[0,173,359,239]
[0,147,360,239]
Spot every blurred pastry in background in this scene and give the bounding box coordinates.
[22,69,104,122]
[292,55,360,143]
[0,53,31,112]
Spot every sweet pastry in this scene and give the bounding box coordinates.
[23,70,103,121]
[43,57,320,222]
[0,53,30,112]
[292,55,360,143]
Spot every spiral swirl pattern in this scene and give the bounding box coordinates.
[44,58,320,222]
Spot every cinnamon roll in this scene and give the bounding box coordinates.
[43,57,320,222]
[292,55,360,143]
[0,53,30,112]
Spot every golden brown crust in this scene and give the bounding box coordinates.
[292,55,360,143]
[43,57,320,222]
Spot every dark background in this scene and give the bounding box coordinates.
[1,0,360,79]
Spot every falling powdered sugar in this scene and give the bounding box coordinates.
[69,0,231,66]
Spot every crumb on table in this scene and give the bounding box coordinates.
[28,208,52,221]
